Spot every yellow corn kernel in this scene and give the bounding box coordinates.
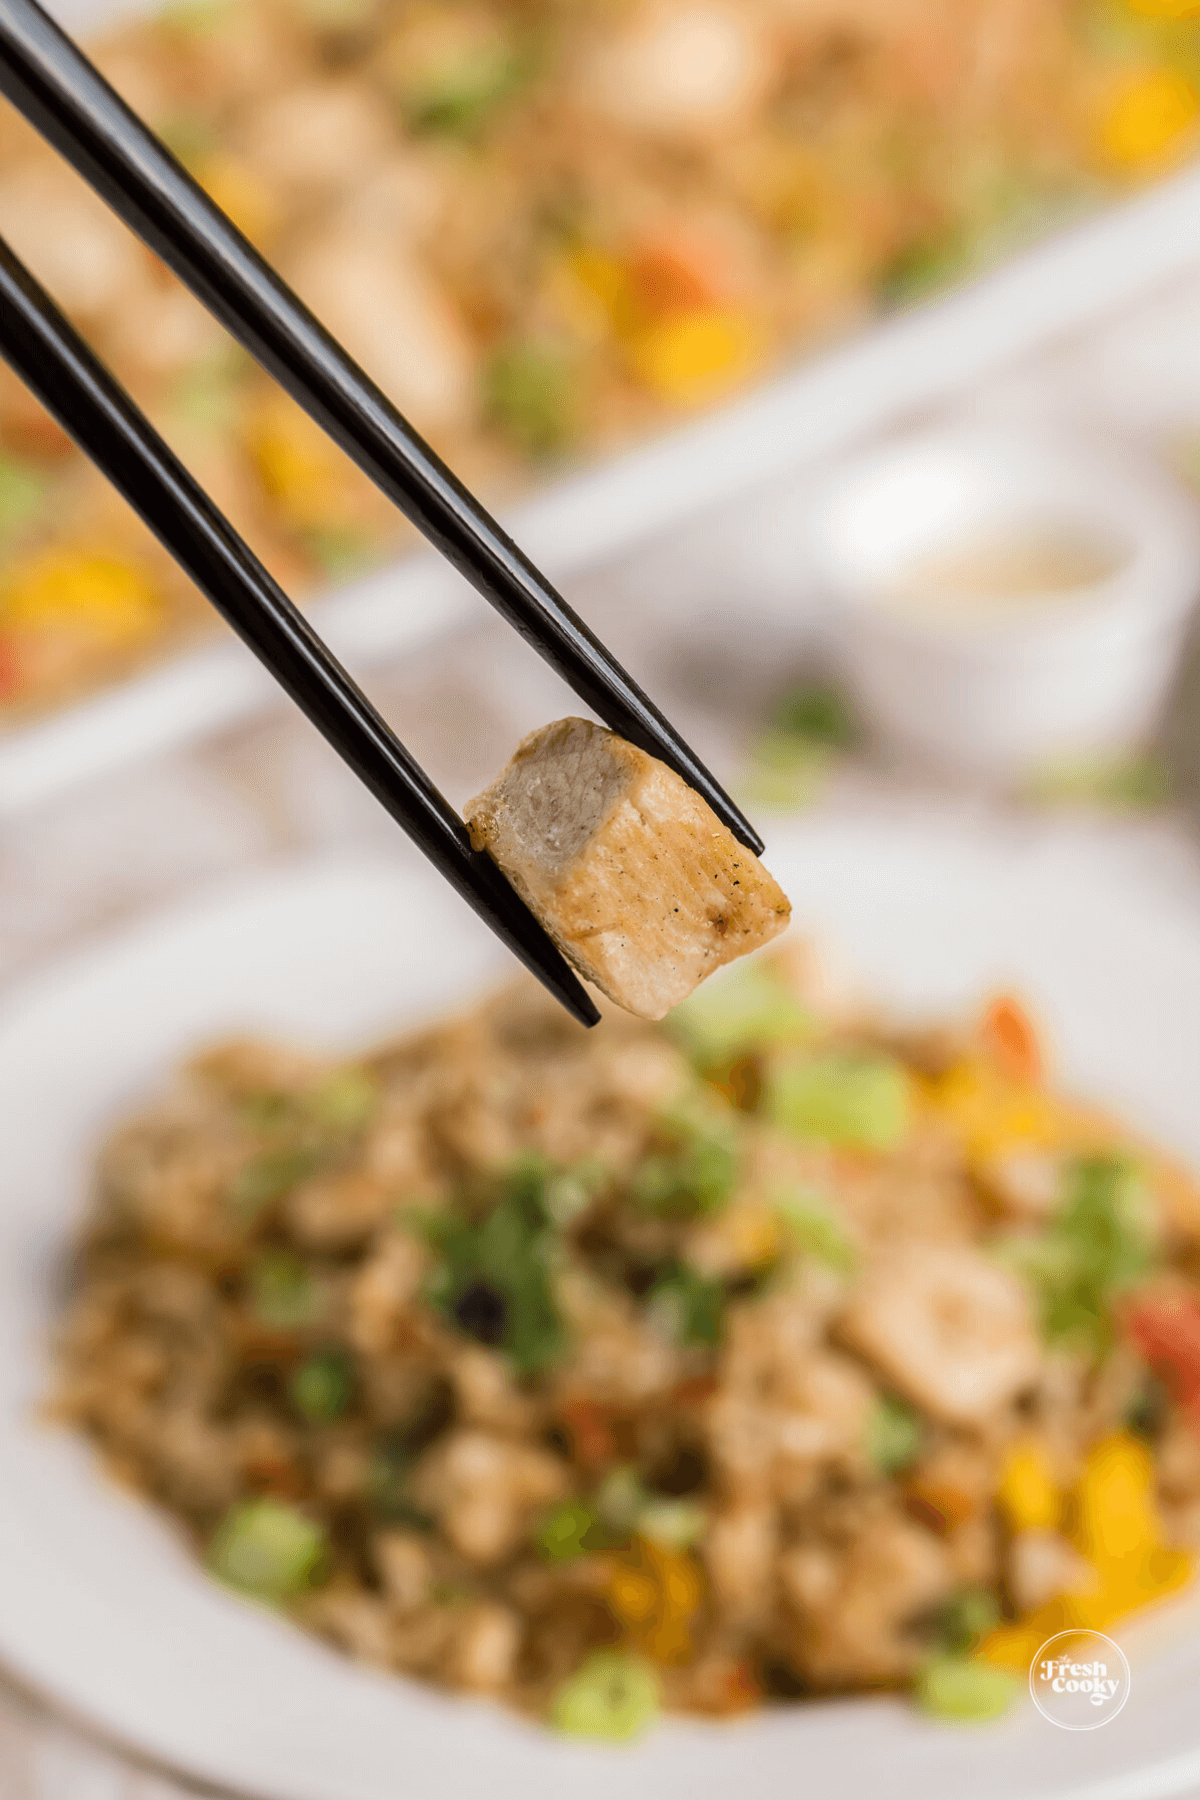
[608,1538,703,1666]
[628,308,763,408]
[1060,1433,1193,1626]
[997,1439,1061,1532]
[245,393,345,525]
[1070,1432,1158,1567]
[608,1561,659,1626]
[565,246,632,331]
[192,155,277,243]
[932,1061,1068,1162]
[1126,0,1200,17]
[0,551,160,645]
[1095,68,1200,173]
[977,1621,1049,1674]
[1071,1433,1152,1561]
[724,1199,784,1270]
[986,1435,1195,1653]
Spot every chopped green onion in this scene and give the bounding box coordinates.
[739,732,830,813]
[775,1190,857,1273]
[914,1654,1019,1722]
[594,1466,647,1536]
[878,227,972,306]
[229,1146,321,1222]
[0,453,48,543]
[1027,750,1169,812]
[631,1138,738,1219]
[164,345,248,436]
[158,0,234,43]
[864,1394,923,1476]
[647,1264,725,1348]
[298,0,376,28]
[208,1499,326,1600]
[290,1348,355,1422]
[766,1050,910,1150]
[637,1497,707,1551]
[297,525,378,580]
[402,41,526,137]
[738,683,857,813]
[484,340,577,460]
[935,1588,1001,1654]
[551,1650,660,1742]
[667,962,811,1069]
[155,110,217,169]
[237,1090,297,1131]
[537,1500,605,1561]
[311,1067,379,1134]
[772,682,857,747]
[368,1437,434,1529]
[249,1251,325,1329]
[544,1160,607,1226]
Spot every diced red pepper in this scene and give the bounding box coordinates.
[693,1656,761,1715]
[558,1398,619,1469]
[0,633,22,701]
[1125,1290,1200,1424]
[670,1374,719,1408]
[981,995,1044,1086]
[628,235,729,318]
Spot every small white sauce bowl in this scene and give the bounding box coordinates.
[808,428,1200,781]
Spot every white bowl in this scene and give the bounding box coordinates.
[5,822,1200,1800]
[808,430,1200,781]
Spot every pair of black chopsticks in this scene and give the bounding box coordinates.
[0,0,763,1027]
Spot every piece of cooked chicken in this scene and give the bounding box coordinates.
[464,717,790,1021]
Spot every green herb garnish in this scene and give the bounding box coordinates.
[629,1095,740,1220]
[368,1435,434,1529]
[775,1189,858,1273]
[637,1497,707,1551]
[935,1587,1001,1655]
[248,1251,325,1330]
[422,1158,564,1376]
[0,453,48,544]
[864,1394,923,1475]
[773,682,858,746]
[402,38,527,137]
[229,1146,322,1223]
[537,1500,607,1561]
[310,1067,379,1134]
[647,1263,725,1348]
[484,340,578,460]
[290,1348,355,1422]
[1008,1153,1155,1358]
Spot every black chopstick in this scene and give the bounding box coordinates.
[0,0,765,860]
[0,233,601,1029]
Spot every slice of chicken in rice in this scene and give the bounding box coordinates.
[837,1245,1042,1425]
[464,717,791,1020]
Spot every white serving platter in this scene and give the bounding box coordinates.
[5,0,1200,817]
[3,811,1200,1800]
